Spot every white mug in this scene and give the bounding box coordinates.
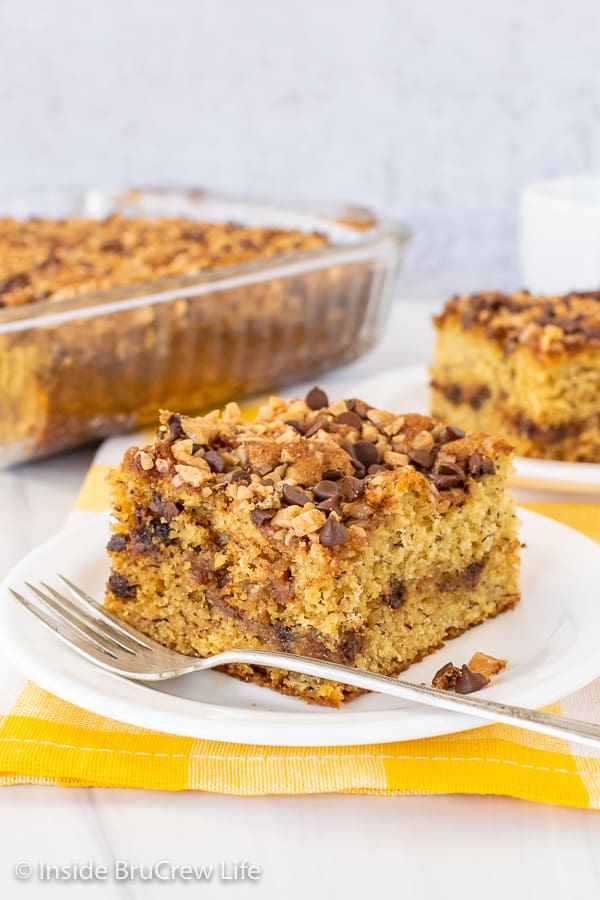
[520,176,600,295]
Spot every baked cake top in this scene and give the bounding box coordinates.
[0,214,329,309]
[120,388,512,550]
[434,290,600,356]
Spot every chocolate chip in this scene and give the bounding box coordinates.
[429,473,464,490]
[225,468,252,483]
[409,447,438,470]
[273,622,293,652]
[454,664,489,694]
[100,238,125,253]
[191,443,202,455]
[148,495,180,520]
[313,480,340,500]
[152,520,171,544]
[107,533,127,552]
[432,662,461,690]
[367,464,387,475]
[316,495,344,516]
[250,507,277,526]
[347,398,370,419]
[108,573,137,599]
[216,569,231,589]
[339,629,363,663]
[319,514,350,547]
[305,386,329,410]
[284,418,304,434]
[384,581,405,609]
[260,477,274,486]
[437,458,465,477]
[353,440,379,467]
[282,484,311,506]
[438,425,466,444]
[322,469,342,481]
[334,411,363,430]
[167,414,184,442]
[304,414,330,437]
[338,475,364,501]
[204,450,227,473]
[467,453,495,476]
[0,272,29,295]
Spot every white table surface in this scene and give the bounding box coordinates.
[1,299,599,900]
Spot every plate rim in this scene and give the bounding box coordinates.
[0,509,599,746]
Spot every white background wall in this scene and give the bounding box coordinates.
[1,0,599,297]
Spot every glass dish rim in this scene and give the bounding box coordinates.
[0,186,411,331]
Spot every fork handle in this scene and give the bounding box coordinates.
[203,649,600,749]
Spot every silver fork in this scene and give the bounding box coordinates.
[9,577,600,749]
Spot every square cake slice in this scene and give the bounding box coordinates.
[105,389,520,706]
[431,290,600,462]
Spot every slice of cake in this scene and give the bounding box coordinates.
[431,290,600,462]
[105,389,520,707]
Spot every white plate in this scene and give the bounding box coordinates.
[316,365,600,495]
[0,510,599,746]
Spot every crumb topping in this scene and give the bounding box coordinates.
[435,290,600,355]
[0,214,329,309]
[125,388,510,549]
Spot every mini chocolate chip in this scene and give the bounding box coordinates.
[432,662,461,690]
[100,238,124,253]
[334,411,363,430]
[338,475,364,501]
[353,440,379,467]
[225,468,252,483]
[436,459,466,477]
[304,414,330,437]
[0,272,29,295]
[108,573,137,599]
[339,629,363,663]
[305,386,329,410]
[273,622,293,652]
[250,507,277,526]
[367,464,387,475]
[322,469,342,481]
[204,450,227,473]
[313,480,340,500]
[409,447,438,470]
[438,425,466,444]
[429,473,464,490]
[168,414,184,442]
[282,484,311,506]
[467,453,495,476]
[347,398,370,418]
[216,569,231,589]
[316,495,344,516]
[454,664,489,694]
[319,514,350,547]
[284,418,304,434]
[385,581,405,609]
[260,477,274,486]
[191,443,202,455]
[107,533,127,552]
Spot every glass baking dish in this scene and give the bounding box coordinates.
[0,187,409,466]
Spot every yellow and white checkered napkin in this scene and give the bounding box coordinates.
[0,430,599,806]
